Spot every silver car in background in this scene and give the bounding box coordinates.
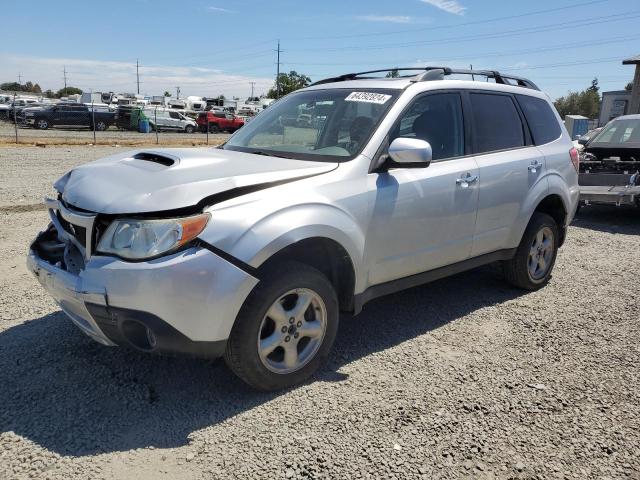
[28,67,579,390]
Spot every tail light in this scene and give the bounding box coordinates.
[569,147,579,173]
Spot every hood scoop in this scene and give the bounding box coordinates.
[130,152,177,167]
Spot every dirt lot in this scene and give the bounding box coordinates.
[0,146,639,480]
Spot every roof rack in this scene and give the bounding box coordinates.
[310,66,540,91]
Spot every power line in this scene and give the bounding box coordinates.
[287,0,610,41]
[287,10,640,52]
[280,33,640,68]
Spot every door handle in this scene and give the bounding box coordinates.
[528,160,542,173]
[456,174,478,188]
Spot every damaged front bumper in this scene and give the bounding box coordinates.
[27,200,259,357]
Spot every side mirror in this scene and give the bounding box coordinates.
[577,137,588,146]
[388,138,432,167]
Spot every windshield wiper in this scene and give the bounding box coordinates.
[248,150,293,159]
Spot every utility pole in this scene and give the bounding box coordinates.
[176,86,180,99]
[136,59,140,94]
[470,64,475,81]
[250,81,255,98]
[18,73,22,85]
[63,66,68,91]
[275,40,281,99]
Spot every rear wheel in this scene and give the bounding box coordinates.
[94,120,107,131]
[504,212,559,290]
[208,124,220,133]
[225,262,338,390]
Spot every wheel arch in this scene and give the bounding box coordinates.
[532,193,568,246]
[258,237,357,312]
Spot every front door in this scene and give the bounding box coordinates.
[366,91,480,286]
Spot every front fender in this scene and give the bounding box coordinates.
[200,202,366,291]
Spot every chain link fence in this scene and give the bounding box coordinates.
[0,93,245,146]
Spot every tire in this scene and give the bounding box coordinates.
[35,118,49,130]
[94,120,107,131]
[503,212,559,290]
[184,124,195,134]
[225,261,339,391]
[208,124,220,133]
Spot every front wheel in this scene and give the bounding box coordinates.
[35,118,49,130]
[184,124,195,134]
[503,212,559,290]
[225,262,339,390]
[208,124,220,133]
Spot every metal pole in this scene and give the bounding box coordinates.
[13,93,18,144]
[136,59,140,94]
[206,112,209,145]
[276,40,281,99]
[91,96,96,144]
[154,107,159,145]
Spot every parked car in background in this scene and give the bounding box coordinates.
[28,66,579,390]
[579,114,640,207]
[145,109,197,133]
[196,111,245,133]
[576,127,603,149]
[24,103,115,130]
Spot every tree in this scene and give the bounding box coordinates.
[626,82,634,91]
[554,80,601,119]
[1,81,44,93]
[0,82,22,92]
[56,86,83,97]
[267,71,311,98]
[163,91,172,97]
[385,69,400,78]
[44,89,55,98]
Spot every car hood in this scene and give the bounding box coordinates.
[57,148,338,214]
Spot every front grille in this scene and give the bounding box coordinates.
[58,213,87,247]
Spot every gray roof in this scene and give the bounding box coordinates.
[622,54,640,65]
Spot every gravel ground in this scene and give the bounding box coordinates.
[1,147,639,480]
[0,120,230,146]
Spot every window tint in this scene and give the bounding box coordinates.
[516,95,561,145]
[169,111,180,119]
[394,93,464,160]
[470,93,524,153]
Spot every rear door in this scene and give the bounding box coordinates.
[468,91,543,256]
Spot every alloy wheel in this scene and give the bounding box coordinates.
[528,226,554,281]
[257,288,327,374]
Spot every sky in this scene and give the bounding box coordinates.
[1,0,638,100]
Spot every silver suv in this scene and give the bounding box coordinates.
[28,67,579,390]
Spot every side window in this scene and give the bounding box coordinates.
[470,93,524,153]
[169,112,180,119]
[516,95,561,145]
[393,93,464,160]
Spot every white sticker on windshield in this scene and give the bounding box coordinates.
[345,92,392,104]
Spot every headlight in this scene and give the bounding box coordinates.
[25,113,34,117]
[96,213,210,260]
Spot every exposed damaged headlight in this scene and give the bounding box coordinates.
[96,213,210,260]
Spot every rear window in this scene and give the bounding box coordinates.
[516,95,561,145]
[470,93,525,153]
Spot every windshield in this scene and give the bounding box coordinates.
[223,88,399,161]
[591,118,640,145]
